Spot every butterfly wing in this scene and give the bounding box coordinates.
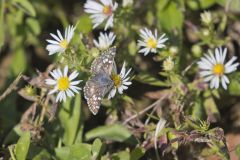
[91,46,116,75]
[84,73,114,115]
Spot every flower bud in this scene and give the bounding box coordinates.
[163,57,174,71]
[201,11,212,25]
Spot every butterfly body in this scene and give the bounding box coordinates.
[84,47,116,115]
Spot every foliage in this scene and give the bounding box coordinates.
[1,0,240,159]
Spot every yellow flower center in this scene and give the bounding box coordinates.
[147,38,157,49]
[103,5,112,15]
[57,77,70,91]
[111,74,121,87]
[59,39,68,49]
[213,64,224,76]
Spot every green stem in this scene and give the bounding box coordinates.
[8,146,17,160]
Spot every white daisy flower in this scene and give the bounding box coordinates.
[93,32,116,50]
[138,28,168,56]
[197,47,239,90]
[84,0,118,30]
[46,25,75,55]
[108,62,132,99]
[45,66,82,102]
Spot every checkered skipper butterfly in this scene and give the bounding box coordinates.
[84,46,116,115]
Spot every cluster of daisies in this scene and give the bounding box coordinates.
[45,0,131,103]
[45,27,132,102]
[45,0,239,104]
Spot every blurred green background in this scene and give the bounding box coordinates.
[1,0,240,159]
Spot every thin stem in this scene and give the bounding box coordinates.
[225,0,233,12]
[0,73,22,102]
[181,60,196,77]
[123,94,170,125]
[8,146,16,160]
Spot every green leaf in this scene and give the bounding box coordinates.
[203,97,220,122]
[191,100,204,120]
[156,0,184,32]
[112,151,130,160]
[229,72,240,96]
[130,147,145,160]
[91,138,105,159]
[59,94,82,146]
[187,0,216,10]
[3,124,24,145]
[85,124,137,144]
[26,18,41,35]
[10,48,27,76]
[15,131,31,160]
[55,143,92,160]
[128,41,137,56]
[27,145,51,160]
[32,149,51,160]
[236,144,240,158]
[12,0,36,17]
[122,95,134,104]
[135,73,170,87]
[218,0,240,12]
[76,15,92,34]
[0,0,5,49]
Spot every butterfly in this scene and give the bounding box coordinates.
[84,46,116,115]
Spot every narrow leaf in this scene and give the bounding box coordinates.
[15,131,31,160]
[85,124,137,144]
[12,0,36,17]
[59,94,82,146]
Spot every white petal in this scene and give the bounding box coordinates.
[120,62,126,77]
[221,76,227,90]
[56,91,63,102]
[118,86,123,94]
[225,63,239,73]
[199,70,212,77]
[225,56,238,68]
[46,39,59,45]
[123,81,132,86]
[48,87,58,95]
[50,70,59,79]
[104,15,114,30]
[64,66,68,77]
[204,75,214,82]
[214,76,219,89]
[46,44,63,55]
[45,79,57,85]
[123,68,132,79]
[69,71,79,81]
[57,30,64,41]
[221,47,227,63]
[70,86,81,93]
[66,89,75,97]
[57,68,63,77]
[50,33,61,42]
[108,88,116,99]
[62,91,67,102]
[215,47,221,63]
[70,80,82,85]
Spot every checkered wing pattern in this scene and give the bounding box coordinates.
[91,46,116,75]
[84,46,116,115]
[84,73,114,115]
[84,77,102,115]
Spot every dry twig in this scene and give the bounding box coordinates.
[0,73,22,102]
[123,94,171,125]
